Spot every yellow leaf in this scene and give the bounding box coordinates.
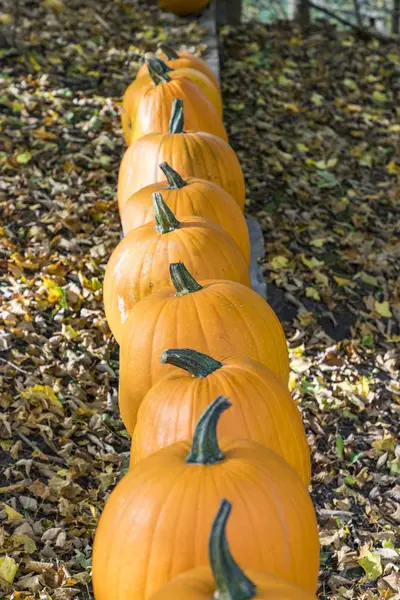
[374,301,393,318]
[290,344,305,358]
[0,13,12,24]
[386,160,400,175]
[41,0,65,11]
[0,556,18,584]
[384,334,400,343]
[270,255,289,270]
[311,93,323,106]
[334,276,354,287]
[288,372,298,392]
[306,287,321,301]
[284,103,300,112]
[4,504,23,521]
[355,376,372,398]
[301,255,324,269]
[310,237,327,248]
[20,385,64,415]
[315,158,337,170]
[296,143,309,152]
[372,90,386,104]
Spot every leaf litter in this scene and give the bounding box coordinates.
[0,2,399,599]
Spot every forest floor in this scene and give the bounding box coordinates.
[0,1,399,599]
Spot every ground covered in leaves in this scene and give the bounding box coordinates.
[221,20,400,599]
[0,1,399,599]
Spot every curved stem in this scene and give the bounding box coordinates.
[159,162,187,189]
[159,43,179,60]
[169,262,202,296]
[209,500,257,600]
[186,396,231,465]
[146,57,171,85]
[152,192,180,234]
[161,349,223,378]
[169,98,184,133]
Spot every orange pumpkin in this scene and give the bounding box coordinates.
[92,397,320,600]
[123,57,222,145]
[131,348,310,486]
[103,194,250,344]
[127,59,227,144]
[149,499,317,600]
[119,262,289,433]
[118,99,245,212]
[121,162,250,262]
[159,0,210,16]
[137,44,220,94]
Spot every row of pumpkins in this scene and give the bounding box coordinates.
[92,43,321,600]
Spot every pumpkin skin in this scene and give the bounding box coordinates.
[137,44,220,93]
[159,0,210,16]
[128,62,227,144]
[149,499,317,600]
[120,162,250,262]
[122,61,222,144]
[103,195,250,345]
[149,567,317,600]
[92,398,320,600]
[119,262,289,433]
[118,99,245,212]
[131,348,311,486]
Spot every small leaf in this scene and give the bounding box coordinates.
[306,287,320,301]
[301,255,324,269]
[374,301,392,318]
[4,504,23,521]
[270,255,289,270]
[16,152,32,164]
[336,433,344,459]
[0,556,18,584]
[358,551,382,580]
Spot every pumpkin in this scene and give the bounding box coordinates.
[92,397,320,600]
[131,348,310,486]
[122,58,222,144]
[159,0,210,16]
[137,44,220,94]
[149,499,317,600]
[103,194,250,344]
[119,262,289,433]
[127,59,227,144]
[121,162,250,261]
[118,99,245,212]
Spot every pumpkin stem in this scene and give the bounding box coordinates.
[152,192,180,234]
[159,162,187,189]
[169,98,184,134]
[209,499,257,600]
[159,43,179,60]
[170,262,202,296]
[146,57,171,85]
[161,349,223,378]
[186,396,231,465]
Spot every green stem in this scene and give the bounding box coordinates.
[159,162,187,189]
[152,192,180,234]
[169,98,184,133]
[146,57,171,85]
[169,262,202,296]
[159,43,179,60]
[186,396,231,465]
[209,500,257,600]
[161,349,222,378]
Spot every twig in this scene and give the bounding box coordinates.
[13,428,66,466]
[352,0,363,27]
[308,1,395,42]
[91,9,111,31]
[0,356,30,375]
